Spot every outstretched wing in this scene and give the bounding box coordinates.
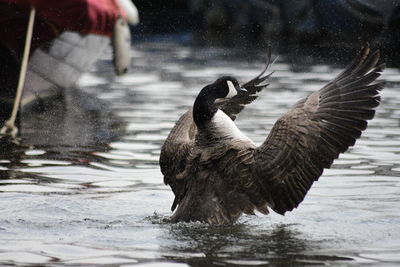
[160,110,196,210]
[252,44,385,215]
[218,49,274,121]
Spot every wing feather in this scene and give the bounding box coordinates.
[253,44,384,215]
[159,111,195,210]
[218,49,274,120]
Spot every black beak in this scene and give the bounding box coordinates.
[237,86,247,94]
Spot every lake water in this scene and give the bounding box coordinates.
[1,40,399,266]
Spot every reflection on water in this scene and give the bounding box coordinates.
[162,223,353,266]
[0,41,399,266]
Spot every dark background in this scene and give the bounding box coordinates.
[131,0,400,66]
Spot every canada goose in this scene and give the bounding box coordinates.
[160,45,385,224]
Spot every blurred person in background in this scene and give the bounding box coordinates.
[0,0,139,128]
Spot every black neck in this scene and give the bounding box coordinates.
[193,85,218,127]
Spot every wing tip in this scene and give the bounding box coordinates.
[242,48,275,90]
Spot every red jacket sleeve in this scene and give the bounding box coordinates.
[1,0,124,36]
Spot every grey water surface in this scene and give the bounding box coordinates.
[1,41,400,266]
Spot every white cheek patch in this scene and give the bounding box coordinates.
[226,81,237,98]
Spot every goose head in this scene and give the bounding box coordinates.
[213,76,247,100]
[193,76,247,126]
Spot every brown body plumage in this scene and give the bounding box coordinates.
[160,45,385,224]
